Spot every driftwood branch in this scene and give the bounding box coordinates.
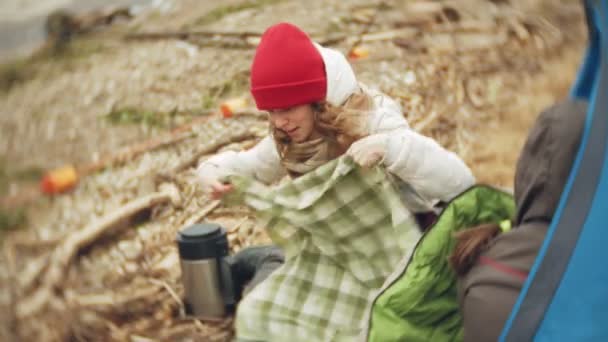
[78,116,211,176]
[124,27,420,48]
[347,4,381,53]
[124,30,263,49]
[16,183,181,319]
[0,113,214,210]
[179,200,221,229]
[125,30,262,40]
[3,239,20,342]
[147,278,186,318]
[413,110,440,133]
[156,116,262,184]
[173,134,255,175]
[18,258,49,293]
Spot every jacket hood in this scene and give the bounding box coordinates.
[313,43,359,107]
[514,100,587,226]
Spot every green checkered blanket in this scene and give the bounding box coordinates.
[227,157,422,341]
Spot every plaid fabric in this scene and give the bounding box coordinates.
[227,157,421,341]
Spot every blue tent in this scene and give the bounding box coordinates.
[501,1,608,340]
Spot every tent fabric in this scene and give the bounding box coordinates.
[364,185,515,342]
[501,1,608,340]
[226,157,421,341]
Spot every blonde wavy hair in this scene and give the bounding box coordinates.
[270,91,374,176]
[270,91,373,178]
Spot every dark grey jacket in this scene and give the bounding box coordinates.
[459,99,587,342]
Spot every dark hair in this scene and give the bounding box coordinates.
[449,223,502,276]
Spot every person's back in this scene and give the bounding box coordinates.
[453,99,587,341]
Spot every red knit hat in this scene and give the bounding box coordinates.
[250,23,327,110]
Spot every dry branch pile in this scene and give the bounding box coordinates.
[0,0,585,341]
[3,115,270,341]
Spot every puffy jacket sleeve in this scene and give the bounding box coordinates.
[369,94,475,202]
[197,136,286,185]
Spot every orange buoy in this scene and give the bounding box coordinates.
[220,97,249,118]
[40,165,79,194]
[348,46,370,60]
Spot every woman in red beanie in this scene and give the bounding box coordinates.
[197,21,475,308]
[198,22,474,205]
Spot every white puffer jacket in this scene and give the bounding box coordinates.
[197,44,475,212]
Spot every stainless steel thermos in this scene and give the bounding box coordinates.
[176,223,235,319]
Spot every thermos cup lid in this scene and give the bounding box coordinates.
[176,223,229,260]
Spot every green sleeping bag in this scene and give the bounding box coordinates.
[364,185,515,342]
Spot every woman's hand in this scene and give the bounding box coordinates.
[197,162,233,198]
[346,133,388,168]
[210,182,234,199]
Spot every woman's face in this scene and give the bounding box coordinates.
[269,104,317,143]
